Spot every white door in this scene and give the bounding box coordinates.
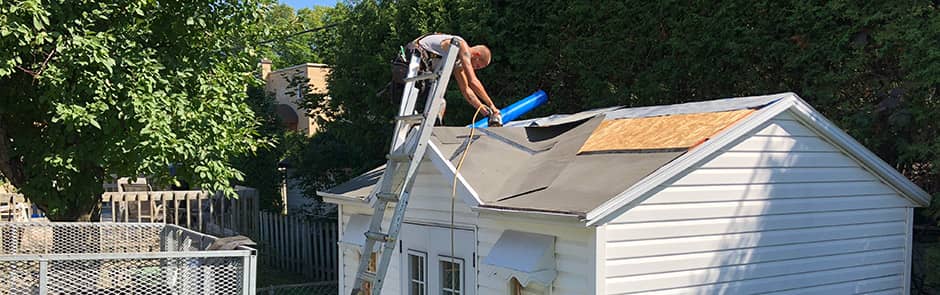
[401,222,476,295]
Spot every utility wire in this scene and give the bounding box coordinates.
[257,21,343,45]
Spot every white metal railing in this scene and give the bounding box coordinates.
[0,222,257,294]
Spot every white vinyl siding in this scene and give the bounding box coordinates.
[338,158,477,294]
[338,157,592,295]
[477,213,591,295]
[601,111,914,294]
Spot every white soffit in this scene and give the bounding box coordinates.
[481,230,557,286]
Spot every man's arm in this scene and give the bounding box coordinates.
[453,67,489,114]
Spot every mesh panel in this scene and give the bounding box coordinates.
[0,260,39,294]
[0,223,253,295]
[0,223,164,255]
[46,257,243,294]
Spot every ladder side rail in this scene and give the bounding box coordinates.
[369,38,463,294]
[391,52,424,149]
[350,53,424,295]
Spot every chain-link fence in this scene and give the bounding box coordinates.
[257,281,337,295]
[0,222,257,295]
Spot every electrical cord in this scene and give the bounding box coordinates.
[448,104,484,293]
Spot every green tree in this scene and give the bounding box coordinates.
[257,4,343,67]
[0,0,271,220]
[302,0,940,215]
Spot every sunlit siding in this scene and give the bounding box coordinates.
[477,213,594,295]
[602,112,915,294]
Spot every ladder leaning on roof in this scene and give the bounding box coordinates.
[350,38,462,295]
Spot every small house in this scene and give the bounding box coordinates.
[320,93,929,294]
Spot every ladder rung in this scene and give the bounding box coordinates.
[358,271,376,282]
[365,231,390,242]
[387,152,411,162]
[403,72,439,83]
[395,114,425,124]
[375,192,399,202]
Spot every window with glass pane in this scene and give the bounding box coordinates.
[408,252,426,295]
[440,259,463,295]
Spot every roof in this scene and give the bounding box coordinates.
[320,93,931,223]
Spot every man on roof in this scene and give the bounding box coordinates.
[403,33,502,126]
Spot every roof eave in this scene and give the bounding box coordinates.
[317,191,368,205]
[584,93,930,226]
[785,94,931,206]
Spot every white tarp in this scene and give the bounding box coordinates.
[481,230,557,286]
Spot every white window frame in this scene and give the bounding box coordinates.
[439,255,465,295]
[407,249,428,295]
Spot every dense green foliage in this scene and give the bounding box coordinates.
[257,4,343,69]
[303,0,940,217]
[0,0,270,220]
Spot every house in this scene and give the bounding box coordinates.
[260,59,331,137]
[260,59,333,214]
[319,93,929,294]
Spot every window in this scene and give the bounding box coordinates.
[408,251,427,295]
[295,83,306,98]
[440,257,463,295]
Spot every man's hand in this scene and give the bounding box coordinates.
[487,106,502,127]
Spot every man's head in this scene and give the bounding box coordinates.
[469,45,491,70]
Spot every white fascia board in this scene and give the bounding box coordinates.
[426,141,484,207]
[584,94,799,226]
[784,94,930,206]
[318,191,368,206]
[472,206,582,222]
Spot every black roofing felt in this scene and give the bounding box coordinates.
[324,94,788,215]
[325,116,685,216]
[432,116,683,215]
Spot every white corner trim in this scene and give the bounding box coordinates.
[584,94,799,225]
[904,207,914,294]
[427,141,484,207]
[592,224,606,295]
[785,95,931,206]
[337,204,345,295]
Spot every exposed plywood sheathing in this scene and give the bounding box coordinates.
[579,109,755,153]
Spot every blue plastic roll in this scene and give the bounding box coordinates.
[470,90,548,128]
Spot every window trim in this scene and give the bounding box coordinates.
[438,255,465,295]
[407,249,428,295]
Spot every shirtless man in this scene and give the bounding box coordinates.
[409,33,502,125]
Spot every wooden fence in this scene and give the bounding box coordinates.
[258,210,338,282]
[100,186,260,238]
[1,187,259,239]
[0,193,31,221]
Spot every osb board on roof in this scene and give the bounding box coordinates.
[579,109,755,153]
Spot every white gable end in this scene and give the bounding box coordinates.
[599,111,914,294]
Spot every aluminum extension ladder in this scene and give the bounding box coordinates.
[350,38,462,295]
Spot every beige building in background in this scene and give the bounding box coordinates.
[260,59,331,136]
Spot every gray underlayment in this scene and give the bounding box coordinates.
[326,93,786,216]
